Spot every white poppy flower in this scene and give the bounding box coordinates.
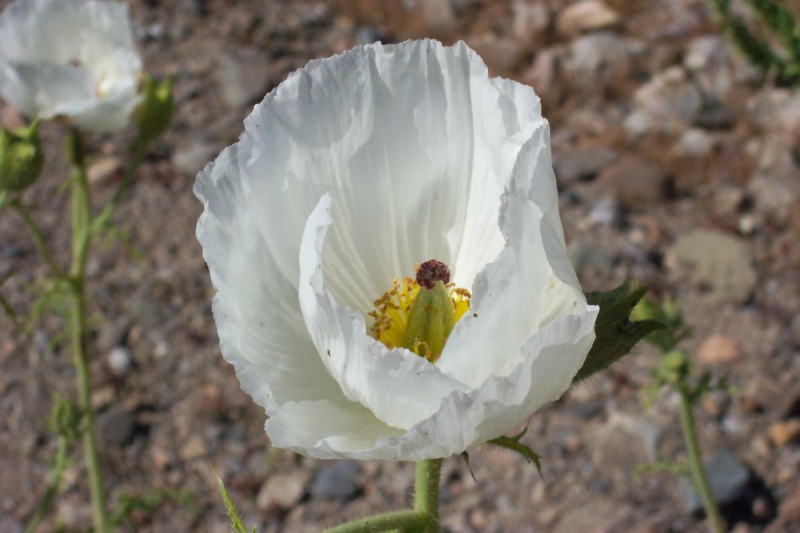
[195,40,599,461]
[0,0,142,132]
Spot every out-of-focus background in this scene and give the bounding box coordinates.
[1,0,799,531]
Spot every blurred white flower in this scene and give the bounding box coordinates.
[0,0,142,132]
[195,40,598,460]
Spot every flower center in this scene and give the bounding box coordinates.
[368,259,471,363]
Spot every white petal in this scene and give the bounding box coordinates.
[269,311,596,460]
[298,195,469,430]
[266,399,404,458]
[438,122,590,388]
[0,0,141,132]
[241,40,530,314]
[196,144,346,410]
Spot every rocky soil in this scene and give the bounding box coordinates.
[2,0,800,532]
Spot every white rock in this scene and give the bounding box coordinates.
[557,0,620,37]
[107,346,133,377]
[512,0,550,44]
[633,66,701,133]
[566,32,630,85]
[672,128,715,158]
[623,109,654,139]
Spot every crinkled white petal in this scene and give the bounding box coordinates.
[298,195,470,430]
[436,123,591,388]
[0,0,141,132]
[196,144,347,411]
[195,39,599,460]
[268,310,597,460]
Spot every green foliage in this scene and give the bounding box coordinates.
[636,297,728,407]
[711,0,800,85]
[110,489,194,527]
[135,75,174,142]
[573,282,665,382]
[0,268,21,329]
[219,478,256,533]
[488,428,542,476]
[25,399,81,533]
[0,120,44,193]
[632,296,688,352]
[635,459,689,478]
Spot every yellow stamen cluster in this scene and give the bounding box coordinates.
[368,276,471,363]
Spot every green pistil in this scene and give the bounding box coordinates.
[405,280,454,363]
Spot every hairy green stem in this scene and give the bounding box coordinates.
[414,459,443,533]
[11,200,65,278]
[67,129,110,533]
[322,510,427,533]
[679,387,726,533]
[321,459,443,533]
[24,435,71,533]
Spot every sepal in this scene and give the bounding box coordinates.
[488,428,542,476]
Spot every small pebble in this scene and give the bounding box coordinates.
[311,461,362,501]
[697,334,741,365]
[768,419,800,447]
[107,346,134,377]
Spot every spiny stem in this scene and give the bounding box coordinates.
[10,200,65,278]
[320,459,443,533]
[322,510,427,533]
[678,386,726,533]
[67,128,111,533]
[414,459,443,533]
[24,435,71,533]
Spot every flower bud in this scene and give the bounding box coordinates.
[134,74,174,142]
[0,120,44,192]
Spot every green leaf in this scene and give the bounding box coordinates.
[573,282,665,382]
[488,428,542,476]
[219,478,255,533]
[632,296,688,352]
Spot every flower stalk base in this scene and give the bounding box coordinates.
[679,386,726,533]
[322,458,443,533]
[67,129,111,533]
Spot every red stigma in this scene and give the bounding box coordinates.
[416,260,450,290]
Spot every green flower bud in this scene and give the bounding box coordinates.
[0,120,44,192]
[135,74,174,141]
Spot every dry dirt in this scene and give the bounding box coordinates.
[2,0,800,532]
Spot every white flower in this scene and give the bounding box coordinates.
[0,0,142,132]
[195,40,599,461]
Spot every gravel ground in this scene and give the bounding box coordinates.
[2,0,800,531]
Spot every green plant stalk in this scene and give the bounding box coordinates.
[11,200,65,278]
[678,386,725,533]
[67,129,111,533]
[320,459,443,533]
[321,510,427,533]
[414,458,443,533]
[24,435,71,533]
